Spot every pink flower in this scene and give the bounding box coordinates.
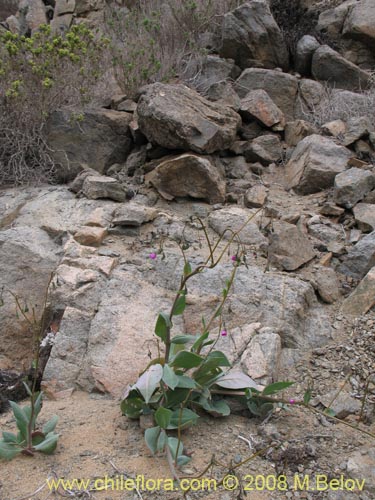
[149,252,157,260]
[221,330,228,337]
[289,399,296,405]
[231,255,238,262]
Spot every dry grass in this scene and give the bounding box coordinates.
[301,85,375,129]
[104,0,243,96]
[0,0,18,21]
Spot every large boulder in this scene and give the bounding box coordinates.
[18,0,47,34]
[137,83,241,154]
[285,135,353,195]
[145,154,226,204]
[268,221,316,271]
[317,0,357,36]
[46,108,133,181]
[311,45,371,91]
[234,68,299,120]
[343,0,375,47]
[219,0,289,70]
[337,231,375,279]
[295,35,320,76]
[334,167,375,208]
[239,89,285,130]
[0,227,60,369]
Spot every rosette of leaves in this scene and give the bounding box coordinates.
[0,383,59,460]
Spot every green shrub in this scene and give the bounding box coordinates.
[0,24,109,186]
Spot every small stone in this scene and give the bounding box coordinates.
[239,89,285,130]
[74,226,107,246]
[82,176,127,202]
[334,168,375,208]
[244,185,268,208]
[353,203,375,232]
[341,266,375,317]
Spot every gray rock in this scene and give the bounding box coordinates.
[312,45,371,91]
[308,222,345,247]
[75,0,105,15]
[338,230,375,279]
[46,108,133,181]
[322,119,347,137]
[184,55,240,91]
[284,120,318,147]
[82,176,127,202]
[54,0,75,15]
[317,390,361,418]
[219,0,289,70]
[268,220,316,271]
[343,0,375,47]
[208,206,267,248]
[43,307,93,391]
[187,262,332,349]
[317,0,357,36]
[341,266,375,316]
[234,68,299,120]
[0,226,60,369]
[244,184,268,208]
[18,0,47,34]
[297,78,325,113]
[285,135,353,195]
[342,116,373,146]
[334,168,375,208]
[364,189,375,204]
[312,267,341,304]
[205,81,241,110]
[295,35,320,76]
[112,202,158,227]
[137,83,241,154]
[347,448,375,494]
[240,89,285,130]
[240,330,281,385]
[145,154,226,204]
[353,203,375,232]
[243,134,282,165]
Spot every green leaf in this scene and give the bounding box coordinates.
[200,397,230,417]
[191,331,209,352]
[177,455,191,466]
[42,415,58,435]
[33,433,59,454]
[164,388,190,409]
[22,381,32,397]
[154,312,171,342]
[32,431,46,446]
[145,426,161,455]
[303,389,312,405]
[167,436,184,459]
[183,261,192,276]
[0,440,22,460]
[156,429,167,452]
[120,397,145,419]
[262,381,294,396]
[134,364,163,404]
[176,375,198,389]
[2,432,18,443]
[168,408,199,430]
[172,294,186,316]
[203,351,231,369]
[162,365,179,390]
[193,365,223,387]
[170,335,196,345]
[154,407,172,429]
[9,401,29,441]
[170,351,203,369]
[324,408,336,418]
[215,370,259,390]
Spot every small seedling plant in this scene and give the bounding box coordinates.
[0,282,59,460]
[121,218,293,476]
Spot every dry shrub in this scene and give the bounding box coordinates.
[0,0,18,21]
[301,84,375,129]
[104,0,243,96]
[0,24,110,186]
